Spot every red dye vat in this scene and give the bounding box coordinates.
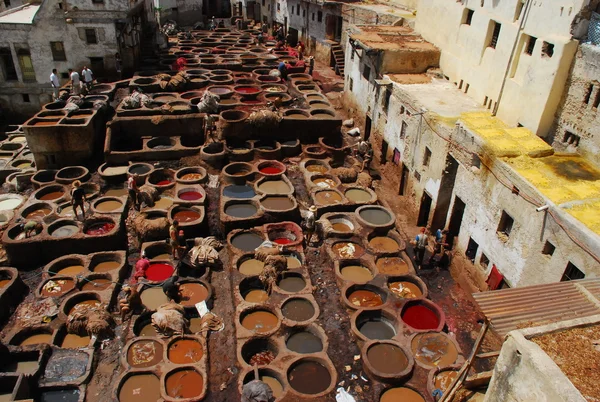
[156,180,172,186]
[179,191,203,201]
[401,305,440,330]
[85,222,115,236]
[260,167,283,174]
[236,86,260,94]
[273,238,293,245]
[145,263,174,281]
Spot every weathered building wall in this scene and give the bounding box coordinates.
[550,43,600,166]
[414,0,584,137]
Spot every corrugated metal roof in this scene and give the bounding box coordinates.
[473,278,600,336]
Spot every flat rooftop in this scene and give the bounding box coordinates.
[0,4,40,24]
[350,25,436,52]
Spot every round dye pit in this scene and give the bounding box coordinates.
[345,188,372,203]
[261,196,294,210]
[285,255,302,268]
[286,331,323,354]
[38,190,65,201]
[144,263,174,281]
[340,265,373,283]
[281,298,315,322]
[179,282,209,306]
[0,197,22,211]
[231,232,263,252]
[434,369,459,393]
[61,334,90,348]
[331,242,365,259]
[40,278,75,297]
[242,338,278,366]
[81,278,112,291]
[257,180,291,194]
[119,373,161,402]
[103,166,128,176]
[90,260,120,273]
[305,163,329,174]
[166,369,204,399]
[139,323,158,337]
[376,257,409,275]
[402,304,440,330]
[358,207,393,226]
[347,289,384,308]
[241,310,279,333]
[366,343,409,375]
[55,265,84,276]
[411,333,459,368]
[288,360,332,395]
[130,164,151,178]
[24,205,52,219]
[277,274,306,292]
[389,281,422,299]
[223,184,256,199]
[173,208,201,223]
[168,338,204,364]
[312,178,337,189]
[95,199,122,212]
[357,313,397,340]
[178,191,203,201]
[244,372,284,399]
[50,224,79,238]
[240,277,269,303]
[369,236,400,252]
[85,222,115,236]
[140,287,170,311]
[330,218,354,233]
[239,258,265,275]
[69,299,101,314]
[225,203,258,218]
[180,172,204,181]
[19,333,52,346]
[152,196,174,210]
[58,205,74,218]
[380,387,425,402]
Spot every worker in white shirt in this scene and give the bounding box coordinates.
[81,66,94,90]
[68,69,81,95]
[50,69,60,100]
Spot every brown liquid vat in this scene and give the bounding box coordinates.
[240,367,287,401]
[60,291,104,318]
[367,230,407,255]
[335,258,378,285]
[238,306,281,338]
[342,283,389,310]
[409,332,463,370]
[163,366,206,400]
[285,356,337,398]
[387,274,429,300]
[362,340,414,383]
[280,296,320,325]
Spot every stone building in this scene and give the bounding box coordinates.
[0,0,144,121]
[343,23,600,288]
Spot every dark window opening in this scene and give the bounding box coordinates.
[262,0,265,6]
[92,0,104,4]
[362,64,370,81]
[296,5,300,15]
[50,41,66,61]
[400,121,407,138]
[423,147,431,167]
[382,88,391,113]
[480,253,489,268]
[511,186,519,195]
[466,237,479,262]
[348,77,353,91]
[60,72,68,79]
[584,83,593,104]
[303,9,305,17]
[594,89,600,108]
[400,105,405,114]
[317,11,322,22]
[497,211,514,237]
[4,0,10,7]
[542,241,555,256]
[463,8,474,25]
[465,83,470,93]
[17,48,35,82]
[22,94,30,102]
[489,21,501,49]
[277,2,280,11]
[542,41,554,57]
[291,6,294,14]
[381,140,388,164]
[563,131,580,146]
[58,1,63,9]
[514,0,524,21]
[312,13,315,21]
[561,262,585,281]
[414,171,421,181]
[525,35,537,55]
[471,154,481,168]
[0,48,18,81]
[85,29,97,44]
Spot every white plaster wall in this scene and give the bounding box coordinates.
[415,0,584,136]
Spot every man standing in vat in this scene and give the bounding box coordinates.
[69,68,81,95]
[303,205,317,246]
[127,174,140,211]
[70,180,87,220]
[412,227,429,269]
[169,220,183,259]
[81,66,94,91]
[50,69,60,101]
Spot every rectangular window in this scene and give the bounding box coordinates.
[584,83,593,104]
[262,0,265,5]
[4,0,10,7]
[463,8,474,25]
[497,211,514,237]
[277,2,280,11]
[489,21,501,49]
[0,48,18,81]
[382,88,391,113]
[480,253,489,268]
[50,41,66,61]
[542,41,554,57]
[423,147,432,167]
[465,83,470,93]
[362,64,370,81]
[458,79,463,90]
[312,13,315,21]
[92,0,104,4]
[85,29,97,44]
[58,1,62,9]
[466,237,479,262]
[22,94,30,102]
[514,0,524,21]
[17,49,35,82]
[303,9,305,17]
[561,262,585,281]
[594,89,600,109]
[525,35,537,55]
[400,105,405,114]
[60,72,68,79]
[393,148,400,164]
[563,131,580,147]
[414,171,421,181]
[297,5,300,15]
[291,6,294,14]
[348,77,353,91]
[542,241,555,256]
[400,121,407,138]
[317,11,322,22]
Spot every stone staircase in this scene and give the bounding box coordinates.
[331,42,345,76]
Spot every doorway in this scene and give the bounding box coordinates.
[287,27,299,47]
[246,1,255,19]
[381,140,388,164]
[364,115,371,141]
[399,165,409,195]
[89,57,104,76]
[417,192,432,227]
[447,196,465,248]
[430,155,459,231]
